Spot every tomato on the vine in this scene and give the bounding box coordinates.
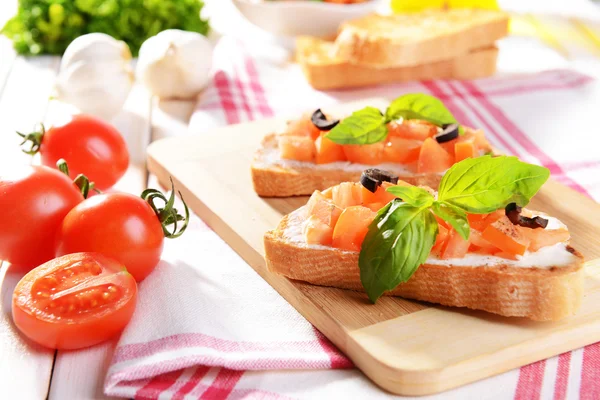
[55,181,189,281]
[0,165,87,268]
[18,114,129,190]
[13,252,137,349]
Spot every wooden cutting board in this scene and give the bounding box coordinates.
[146,99,600,396]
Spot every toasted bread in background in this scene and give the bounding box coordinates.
[296,36,499,90]
[264,207,585,321]
[331,8,509,67]
[251,133,443,197]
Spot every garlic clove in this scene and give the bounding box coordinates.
[136,29,213,99]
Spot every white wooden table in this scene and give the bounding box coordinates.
[0,29,197,400]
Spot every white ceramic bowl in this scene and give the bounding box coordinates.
[231,0,382,38]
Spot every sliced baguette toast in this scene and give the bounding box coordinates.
[252,133,443,197]
[296,37,499,90]
[332,9,509,67]
[264,207,585,321]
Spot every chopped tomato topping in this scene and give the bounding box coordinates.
[455,141,476,162]
[303,215,333,245]
[432,223,449,253]
[343,142,385,165]
[307,190,342,227]
[516,226,570,252]
[441,228,470,259]
[361,183,397,205]
[286,117,321,140]
[467,210,504,232]
[388,120,437,141]
[315,133,346,164]
[332,206,377,251]
[278,135,315,162]
[468,229,499,253]
[418,138,454,174]
[363,202,386,212]
[332,182,362,209]
[321,187,333,199]
[482,216,530,256]
[383,137,422,164]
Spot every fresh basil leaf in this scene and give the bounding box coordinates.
[385,185,434,208]
[359,200,438,303]
[325,106,387,145]
[437,155,550,213]
[385,93,463,134]
[431,201,470,240]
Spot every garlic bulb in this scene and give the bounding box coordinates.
[136,29,213,99]
[55,33,134,121]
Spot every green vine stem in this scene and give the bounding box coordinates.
[141,177,190,239]
[56,159,98,199]
[17,123,45,155]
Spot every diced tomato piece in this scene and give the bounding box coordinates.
[383,137,422,164]
[361,184,397,205]
[471,129,492,152]
[482,216,530,256]
[432,223,449,253]
[418,138,454,174]
[286,117,321,140]
[455,141,476,162]
[306,190,342,227]
[332,206,377,251]
[468,229,499,253]
[468,210,504,232]
[364,202,386,212]
[516,227,570,252]
[278,135,316,162]
[494,251,519,260]
[321,187,333,199]
[332,182,362,209]
[441,229,471,259]
[303,215,334,245]
[439,138,458,156]
[388,120,437,141]
[343,142,385,165]
[315,133,346,164]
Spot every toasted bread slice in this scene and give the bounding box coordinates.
[296,36,499,90]
[264,207,585,321]
[251,133,443,197]
[332,9,509,67]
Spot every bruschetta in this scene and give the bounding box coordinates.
[252,93,495,197]
[264,158,584,321]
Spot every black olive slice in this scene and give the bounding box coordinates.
[311,109,339,131]
[360,168,399,193]
[434,123,459,143]
[504,202,549,229]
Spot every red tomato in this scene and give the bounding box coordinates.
[19,114,129,190]
[12,252,137,349]
[54,189,188,282]
[0,166,84,268]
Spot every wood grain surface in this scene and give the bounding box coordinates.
[147,100,600,395]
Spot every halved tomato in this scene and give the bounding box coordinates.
[12,252,137,350]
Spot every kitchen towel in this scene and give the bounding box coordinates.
[105,36,600,399]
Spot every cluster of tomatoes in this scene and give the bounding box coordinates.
[1,114,188,350]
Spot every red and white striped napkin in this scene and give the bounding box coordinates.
[105,36,600,399]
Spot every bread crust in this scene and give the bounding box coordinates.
[264,210,585,321]
[251,133,442,197]
[332,9,509,67]
[296,37,499,90]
